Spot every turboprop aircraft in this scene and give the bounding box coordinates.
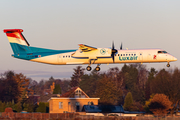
[4,29,177,71]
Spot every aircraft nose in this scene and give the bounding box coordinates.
[174,57,177,61]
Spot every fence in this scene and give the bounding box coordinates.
[0,112,79,120]
[1,112,180,120]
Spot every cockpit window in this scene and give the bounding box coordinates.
[158,51,167,54]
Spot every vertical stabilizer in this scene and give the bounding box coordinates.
[4,29,32,55]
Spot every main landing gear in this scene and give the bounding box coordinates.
[86,64,101,71]
[167,62,170,67]
[95,64,101,71]
[86,66,92,71]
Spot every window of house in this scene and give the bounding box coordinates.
[76,102,80,112]
[68,102,71,105]
[75,90,82,98]
[88,102,91,105]
[59,102,63,109]
[76,102,80,106]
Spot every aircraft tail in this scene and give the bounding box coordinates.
[3,29,32,55]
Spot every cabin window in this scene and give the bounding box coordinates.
[126,54,128,56]
[63,56,65,58]
[131,54,133,56]
[134,54,136,56]
[129,54,130,56]
[123,54,125,56]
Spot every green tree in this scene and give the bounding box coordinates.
[45,102,49,113]
[124,92,133,111]
[80,69,101,97]
[36,102,46,113]
[0,101,5,112]
[49,76,55,81]
[70,66,85,87]
[121,64,145,103]
[145,68,157,100]
[0,71,20,103]
[26,103,34,112]
[53,84,61,94]
[14,102,22,112]
[95,75,122,105]
[151,68,180,114]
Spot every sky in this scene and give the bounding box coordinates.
[0,0,180,81]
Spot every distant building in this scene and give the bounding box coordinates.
[48,87,100,113]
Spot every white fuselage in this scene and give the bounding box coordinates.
[30,49,177,65]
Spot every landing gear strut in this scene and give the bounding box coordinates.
[167,62,170,67]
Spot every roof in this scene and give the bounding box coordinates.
[82,105,124,113]
[26,96,40,105]
[60,87,89,98]
[39,94,59,102]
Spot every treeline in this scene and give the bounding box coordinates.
[0,70,69,112]
[0,64,180,114]
[70,64,180,113]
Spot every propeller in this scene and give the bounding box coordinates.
[111,41,118,62]
[120,43,122,50]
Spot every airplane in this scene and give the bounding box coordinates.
[3,29,177,71]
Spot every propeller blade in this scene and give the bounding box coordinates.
[111,41,117,63]
[120,43,122,50]
[112,41,114,50]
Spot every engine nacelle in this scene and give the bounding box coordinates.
[72,48,111,59]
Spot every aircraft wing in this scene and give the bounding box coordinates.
[78,44,97,52]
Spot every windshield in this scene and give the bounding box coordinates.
[158,51,167,54]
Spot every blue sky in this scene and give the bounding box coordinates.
[0,0,180,81]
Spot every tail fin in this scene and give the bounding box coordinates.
[3,29,32,55]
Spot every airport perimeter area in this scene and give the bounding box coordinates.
[1,112,180,120]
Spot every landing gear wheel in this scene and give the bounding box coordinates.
[86,66,92,71]
[167,64,170,67]
[95,67,100,71]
